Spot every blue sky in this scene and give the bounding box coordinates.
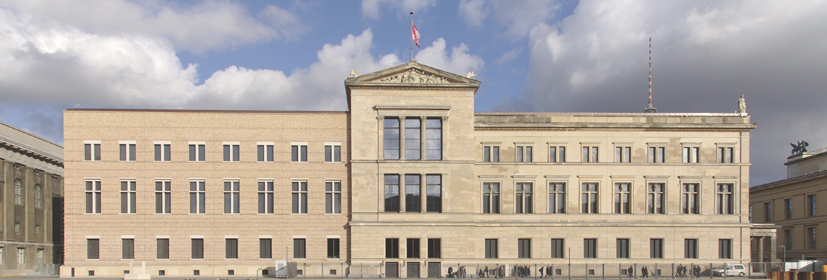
[1,0,826,185]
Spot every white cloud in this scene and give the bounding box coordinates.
[458,0,561,39]
[362,0,436,20]
[458,0,488,27]
[414,38,484,77]
[496,47,521,65]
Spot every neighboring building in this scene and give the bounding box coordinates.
[62,62,756,278]
[0,121,64,276]
[751,146,827,261]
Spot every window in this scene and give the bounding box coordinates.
[614,183,631,214]
[84,141,101,161]
[328,238,340,259]
[716,183,734,214]
[784,229,793,249]
[325,144,342,162]
[291,144,308,162]
[154,142,171,161]
[685,239,698,259]
[406,119,421,160]
[582,183,599,214]
[615,146,631,163]
[682,183,699,214]
[551,239,564,258]
[87,239,100,259]
[550,146,566,163]
[718,146,735,163]
[650,239,663,258]
[189,181,206,214]
[14,180,23,205]
[407,238,420,258]
[518,239,531,258]
[1,247,4,264]
[385,238,399,258]
[226,239,238,259]
[85,180,101,214]
[683,146,699,163]
[582,146,598,162]
[405,175,420,212]
[224,181,240,214]
[326,181,342,214]
[188,143,205,161]
[648,146,665,163]
[808,227,817,249]
[17,248,24,264]
[647,183,665,214]
[485,239,498,258]
[808,194,817,216]
[483,145,499,162]
[120,180,136,214]
[764,202,773,222]
[157,239,169,259]
[292,181,308,214]
[616,239,630,258]
[294,238,307,259]
[427,175,442,212]
[749,204,753,222]
[120,142,136,161]
[258,181,274,214]
[34,184,42,209]
[516,183,533,213]
[426,118,442,160]
[384,175,400,212]
[223,143,240,162]
[548,183,566,214]
[718,239,732,259]
[516,145,533,162]
[192,239,204,259]
[260,239,272,259]
[785,198,793,220]
[258,143,274,162]
[482,183,500,214]
[155,181,171,214]
[584,239,597,258]
[123,239,135,259]
[428,238,441,258]
[384,118,400,160]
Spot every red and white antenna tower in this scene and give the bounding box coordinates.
[644,37,657,113]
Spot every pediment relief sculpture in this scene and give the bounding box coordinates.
[375,68,450,84]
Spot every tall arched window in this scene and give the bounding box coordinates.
[34,184,42,209]
[14,180,23,205]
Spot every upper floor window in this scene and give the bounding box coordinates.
[785,198,793,220]
[582,183,599,214]
[223,143,240,162]
[326,181,342,214]
[325,143,342,163]
[682,183,699,214]
[85,180,101,213]
[614,183,631,214]
[808,227,818,249]
[582,146,598,163]
[291,144,308,162]
[224,181,240,214]
[189,143,205,162]
[405,175,421,212]
[615,146,631,163]
[426,175,442,213]
[154,142,171,161]
[258,143,274,162]
[808,194,817,217]
[119,141,136,161]
[483,145,499,162]
[647,183,665,214]
[683,146,699,163]
[292,181,308,214]
[718,146,735,163]
[482,183,500,214]
[384,175,400,212]
[548,183,566,214]
[120,180,136,214]
[648,146,665,163]
[156,180,171,214]
[549,146,566,163]
[34,184,42,209]
[764,202,773,222]
[84,141,101,161]
[14,179,23,205]
[384,118,400,160]
[516,145,533,163]
[405,119,421,160]
[716,183,734,214]
[190,180,206,214]
[426,118,442,160]
[258,181,274,214]
[515,183,533,214]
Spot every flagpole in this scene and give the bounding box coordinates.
[410,12,414,62]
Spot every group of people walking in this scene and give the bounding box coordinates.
[676,264,702,278]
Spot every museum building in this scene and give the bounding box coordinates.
[62,62,756,277]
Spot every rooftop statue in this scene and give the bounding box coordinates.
[791,140,809,155]
[348,69,359,78]
[737,95,746,113]
[466,71,476,79]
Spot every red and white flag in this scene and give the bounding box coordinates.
[411,21,420,48]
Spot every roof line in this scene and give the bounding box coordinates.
[0,120,63,149]
[67,108,348,114]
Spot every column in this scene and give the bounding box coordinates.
[756,237,764,262]
[420,173,427,213]
[420,117,426,161]
[400,116,406,160]
[770,234,777,262]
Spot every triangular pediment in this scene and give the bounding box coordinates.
[346,61,478,86]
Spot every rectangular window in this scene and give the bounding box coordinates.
[294,238,306,259]
[582,146,598,162]
[808,227,817,249]
[549,146,566,163]
[483,145,500,162]
[155,181,171,214]
[292,181,308,214]
[325,144,342,162]
[614,183,631,214]
[120,142,136,161]
[518,239,531,258]
[123,239,135,260]
[482,183,500,214]
[192,239,204,259]
[551,239,565,258]
[427,175,442,212]
[765,202,773,222]
[647,183,665,214]
[87,239,100,259]
[785,198,793,220]
[154,143,171,161]
[189,143,205,162]
[157,239,169,259]
[120,180,136,214]
[260,238,272,259]
[683,146,699,163]
[384,175,400,212]
[226,239,238,259]
[405,119,421,160]
[328,238,340,259]
[616,239,630,258]
[224,181,240,214]
[718,239,732,259]
[426,118,442,160]
[685,239,698,259]
[615,146,631,163]
[190,181,206,214]
[548,183,566,214]
[17,248,24,265]
[258,144,274,162]
[326,181,342,214]
[485,239,498,259]
[384,118,400,160]
[85,180,101,214]
[648,146,666,163]
[258,181,274,214]
[716,183,734,214]
[584,239,597,258]
[582,183,599,214]
[516,183,533,213]
[407,238,420,258]
[650,239,663,258]
[291,144,308,162]
[223,144,240,162]
[682,183,699,214]
[516,146,533,162]
[718,146,735,163]
[385,238,399,258]
[784,229,793,249]
[84,142,101,161]
[405,175,421,212]
[808,194,817,216]
[428,238,441,259]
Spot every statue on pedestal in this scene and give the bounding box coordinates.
[737,95,746,113]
